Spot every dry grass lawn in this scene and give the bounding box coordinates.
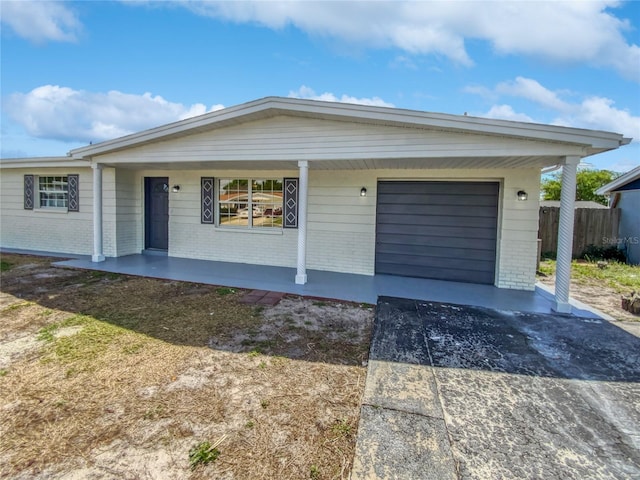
[0,254,373,479]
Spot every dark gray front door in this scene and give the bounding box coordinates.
[375,181,499,284]
[145,177,169,250]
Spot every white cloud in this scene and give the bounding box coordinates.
[1,1,82,43]
[609,158,640,173]
[390,55,418,70]
[558,95,639,140]
[483,105,535,123]
[474,77,640,141]
[288,86,395,108]
[154,0,639,80]
[496,78,571,112]
[5,85,224,143]
[462,85,497,101]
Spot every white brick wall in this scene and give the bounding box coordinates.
[1,165,542,290]
[303,168,540,289]
[102,167,117,257]
[155,169,299,267]
[496,169,541,290]
[115,168,143,255]
[0,168,94,255]
[307,170,376,275]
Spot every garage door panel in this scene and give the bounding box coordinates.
[377,262,495,284]
[377,203,499,218]
[378,181,499,196]
[379,194,498,207]
[377,213,498,229]
[376,223,497,240]
[376,244,495,261]
[376,233,497,250]
[377,253,494,272]
[376,181,499,284]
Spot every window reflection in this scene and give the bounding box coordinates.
[218,178,283,228]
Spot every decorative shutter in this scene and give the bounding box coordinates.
[201,177,215,224]
[67,174,79,212]
[283,178,299,229]
[24,175,34,210]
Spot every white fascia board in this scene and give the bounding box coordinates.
[273,97,627,148]
[596,165,640,195]
[69,98,279,158]
[68,96,629,159]
[0,157,91,169]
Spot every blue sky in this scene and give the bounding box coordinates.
[1,0,639,172]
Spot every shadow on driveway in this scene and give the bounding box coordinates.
[352,296,640,480]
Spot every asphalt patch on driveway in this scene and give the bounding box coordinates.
[353,296,640,480]
[371,296,640,381]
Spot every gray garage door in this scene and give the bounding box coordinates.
[375,181,499,284]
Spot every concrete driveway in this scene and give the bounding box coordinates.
[352,297,640,480]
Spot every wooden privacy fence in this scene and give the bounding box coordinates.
[538,207,621,258]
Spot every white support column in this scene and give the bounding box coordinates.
[553,156,580,313]
[295,160,309,284]
[92,163,105,262]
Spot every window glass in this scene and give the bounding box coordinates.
[252,179,283,228]
[218,178,282,228]
[38,176,68,208]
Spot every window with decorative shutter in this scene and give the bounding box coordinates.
[24,175,34,210]
[68,174,79,212]
[201,177,215,224]
[283,178,299,229]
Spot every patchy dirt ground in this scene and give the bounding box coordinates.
[537,260,640,337]
[538,272,639,323]
[0,254,373,479]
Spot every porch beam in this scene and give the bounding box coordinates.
[553,155,581,313]
[295,160,309,284]
[91,163,105,262]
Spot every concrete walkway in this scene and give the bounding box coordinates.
[352,297,640,480]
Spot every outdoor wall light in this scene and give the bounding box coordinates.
[517,190,528,201]
[360,187,367,197]
[172,185,181,192]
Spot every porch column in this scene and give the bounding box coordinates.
[91,163,105,262]
[295,160,309,284]
[553,156,580,313]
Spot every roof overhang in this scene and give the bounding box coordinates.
[68,96,630,161]
[596,165,640,195]
[87,156,566,171]
[0,157,90,169]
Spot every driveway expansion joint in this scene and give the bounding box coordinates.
[353,296,640,479]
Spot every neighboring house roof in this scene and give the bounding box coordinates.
[539,201,608,209]
[66,97,629,159]
[596,166,640,195]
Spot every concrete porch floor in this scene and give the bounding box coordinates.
[0,249,604,319]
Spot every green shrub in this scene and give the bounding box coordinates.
[581,245,627,263]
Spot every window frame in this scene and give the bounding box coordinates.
[216,178,284,230]
[36,175,69,210]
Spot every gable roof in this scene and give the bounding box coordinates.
[596,166,640,195]
[68,96,630,159]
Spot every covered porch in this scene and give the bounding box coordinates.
[84,156,588,314]
[50,251,606,318]
[68,97,630,315]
